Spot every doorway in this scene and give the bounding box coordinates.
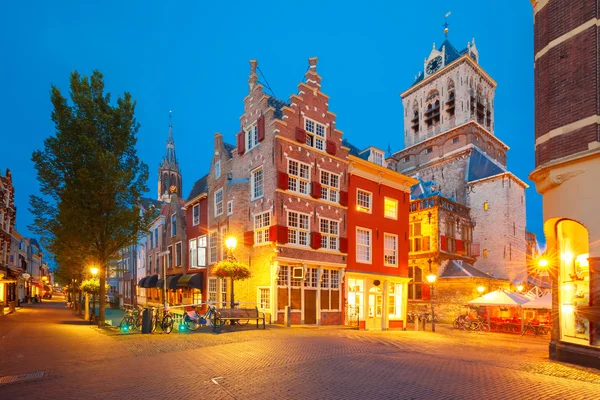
[304,289,317,324]
[368,287,383,330]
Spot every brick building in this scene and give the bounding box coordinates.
[388,32,531,285]
[529,0,600,368]
[0,169,17,310]
[184,175,209,306]
[343,141,417,330]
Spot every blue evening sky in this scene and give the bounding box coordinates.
[1,1,540,246]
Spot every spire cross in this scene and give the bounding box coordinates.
[443,11,451,38]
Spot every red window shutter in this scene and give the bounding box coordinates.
[339,191,348,206]
[277,226,288,244]
[237,130,245,155]
[295,127,306,143]
[325,140,336,155]
[441,235,447,251]
[456,239,464,253]
[257,115,265,142]
[243,231,254,247]
[339,237,348,253]
[310,232,322,249]
[311,182,322,199]
[278,172,289,191]
[422,284,431,300]
[269,225,278,242]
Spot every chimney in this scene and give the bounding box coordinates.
[249,60,258,92]
[214,132,223,151]
[304,57,321,89]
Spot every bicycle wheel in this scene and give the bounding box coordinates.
[134,314,143,331]
[185,316,200,331]
[120,316,133,332]
[162,315,174,334]
[480,322,490,332]
[151,315,158,333]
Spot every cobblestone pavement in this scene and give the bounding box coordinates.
[1,301,599,399]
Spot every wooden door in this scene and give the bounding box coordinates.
[304,289,317,324]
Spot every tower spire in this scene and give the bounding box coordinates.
[158,111,182,202]
[443,11,451,38]
[168,110,174,143]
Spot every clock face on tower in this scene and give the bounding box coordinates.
[426,55,443,75]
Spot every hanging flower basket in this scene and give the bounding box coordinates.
[212,260,251,281]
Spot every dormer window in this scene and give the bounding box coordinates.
[305,118,326,151]
[370,150,384,166]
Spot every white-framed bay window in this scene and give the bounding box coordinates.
[384,233,398,266]
[319,218,339,250]
[254,211,271,244]
[304,118,326,151]
[356,227,372,263]
[287,211,309,246]
[214,188,223,217]
[288,159,310,195]
[251,166,264,200]
[320,170,339,203]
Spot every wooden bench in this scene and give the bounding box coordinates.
[213,307,266,333]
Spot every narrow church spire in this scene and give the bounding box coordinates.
[158,111,182,202]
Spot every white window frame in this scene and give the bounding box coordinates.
[384,197,398,220]
[208,278,217,304]
[215,160,221,179]
[287,211,310,247]
[319,218,339,251]
[254,211,271,245]
[320,170,340,203]
[356,227,372,264]
[356,189,372,213]
[388,282,403,318]
[171,213,177,237]
[219,226,228,261]
[370,150,384,166]
[384,233,398,267]
[214,188,223,217]
[287,159,310,196]
[192,204,200,226]
[167,245,173,268]
[175,241,182,267]
[227,200,233,216]
[251,166,264,201]
[246,124,259,151]
[320,269,340,311]
[304,117,326,151]
[257,287,270,310]
[198,235,207,267]
[189,238,198,268]
[220,278,228,307]
[209,231,218,264]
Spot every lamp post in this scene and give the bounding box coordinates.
[426,272,437,332]
[90,267,99,317]
[225,236,237,308]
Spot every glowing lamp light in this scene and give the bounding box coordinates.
[561,252,574,263]
[426,273,437,284]
[90,267,99,276]
[225,237,237,251]
[537,258,549,268]
[179,323,187,331]
[517,285,524,292]
[477,286,485,294]
[562,305,574,314]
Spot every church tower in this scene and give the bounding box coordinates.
[158,113,182,202]
[389,23,529,284]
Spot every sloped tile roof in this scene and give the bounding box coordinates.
[467,148,506,182]
[186,174,208,202]
[440,259,495,279]
[267,96,289,120]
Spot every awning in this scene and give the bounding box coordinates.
[31,281,43,289]
[156,278,165,289]
[468,289,533,307]
[176,273,203,289]
[138,277,148,287]
[166,275,182,290]
[522,292,552,309]
[143,275,158,288]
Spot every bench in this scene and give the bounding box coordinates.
[213,307,265,333]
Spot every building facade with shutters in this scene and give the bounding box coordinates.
[184,175,209,306]
[344,142,417,330]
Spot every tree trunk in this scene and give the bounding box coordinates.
[98,263,106,328]
[71,278,77,313]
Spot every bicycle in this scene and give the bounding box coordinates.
[161,306,175,334]
[184,305,216,331]
[119,308,136,332]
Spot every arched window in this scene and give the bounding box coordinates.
[411,101,419,134]
[447,79,456,118]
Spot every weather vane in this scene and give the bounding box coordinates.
[443,12,451,38]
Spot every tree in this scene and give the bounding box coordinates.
[212,260,251,307]
[30,70,152,327]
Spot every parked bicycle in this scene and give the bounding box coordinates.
[461,316,490,332]
[183,305,217,331]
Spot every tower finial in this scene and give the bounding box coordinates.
[443,11,451,38]
[169,110,172,127]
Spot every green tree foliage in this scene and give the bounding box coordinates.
[30,71,152,326]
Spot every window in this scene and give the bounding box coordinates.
[167,246,173,268]
[356,189,372,213]
[154,229,159,249]
[388,282,403,318]
[171,214,177,237]
[254,212,271,244]
[356,228,371,263]
[192,204,200,226]
[208,278,217,303]
[214,188,223,216]
[321,269,340,310]
[408,266,423,300]
[258,287,270,310]
[220,279,228,307]
[347,278,364,318]
[370,150,384,166]
[175,242,182,266]
[227,200,233,215]
[403,156,410,163]
[288,159,310,195]
[483,201,489,211]
[251,167,264,200]
[452,137,459,144]
[209,232,218,263]
[305,267,318,288]
[148,255,152,275]
[278,265,289,286]
[215,160,221,179]
[150,231,154,249]
[425,147,433,154]
[384,234,398,266]
[305,118,326,151]
[320,170,339,203]
[319,218,339,250]
[189,238,198,268]
[287,211,309,246]
[384,197,398,219]
[483,249,488,258]
[220,226,228,261]
[198,235,207,267]
[246,124,259,151]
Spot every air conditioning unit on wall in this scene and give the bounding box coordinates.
[292,266,304,279]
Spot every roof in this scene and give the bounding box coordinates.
[223,142,235,158]
[410,179,442,200]
[267,96,289,120]
[467,148,506,182]
[342,139,384,163]
[187,174,208,202]
[439,260,494,279]
[411,39,475,87]
[522,292,552,309]
[468,289,533,307]
[139,197,164,210]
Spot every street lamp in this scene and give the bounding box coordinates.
[477,285,485,294]
[516,284,524,292]
[426,272,437,333]
[225,236,237,308]
[90,266,99,318]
